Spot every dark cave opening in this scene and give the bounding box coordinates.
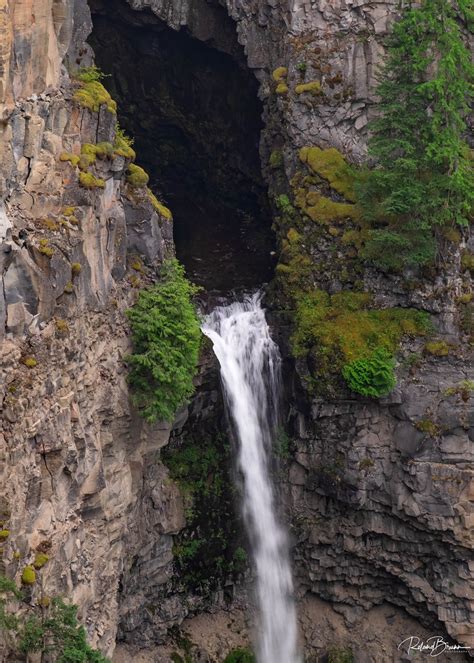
[87,0,275,293]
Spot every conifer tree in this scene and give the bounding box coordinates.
[358,0,473,270]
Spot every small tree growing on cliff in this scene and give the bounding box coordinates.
[126,259,201,422]
[357,0,473,270]
[0,576,109,662]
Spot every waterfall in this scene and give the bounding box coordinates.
[202,292,300,663]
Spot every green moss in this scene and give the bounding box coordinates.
[272,66,288,82]
[33,553,49,570]
[269,149,283,169]
[71,263,82,276]
[299,146,356,201]
[22,357,37,368]
[59,152,80,168]
[276,83,289,95]
[461,252,474,272]
[444,380,474,400]
[295,189,359,224]
[424,340,449,356]
[127,164,149,188]
[55,318,69,334]
[295,81,321,95]
[0,530,9,540]
[79,172,105,189]
[73,80,117,114]
[291,290,430,394]
[21,566,36,585]
[415,419,441,437]
[113,126,136,160]
[38,239,54,258]
[95,142,114,159]
[64,281,74,294]
[147,188,173,220]
[62,206,76,217]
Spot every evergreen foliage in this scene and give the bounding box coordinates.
[126,259,201,422]
[357,0,473,270]
[0,577,109,662]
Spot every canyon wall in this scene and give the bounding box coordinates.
[0,0,472,660]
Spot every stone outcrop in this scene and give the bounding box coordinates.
[0,0,472,660]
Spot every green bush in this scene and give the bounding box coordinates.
[223,648,255,663]
[0,575,109,662]
[126,259,201,422]
[342,348,396,398]
[75,65,106,84]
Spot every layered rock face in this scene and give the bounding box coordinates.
[0,0,472,660]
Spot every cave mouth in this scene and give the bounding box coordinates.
[87,0,275,294]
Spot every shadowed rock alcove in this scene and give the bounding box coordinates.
[88,0,275,293]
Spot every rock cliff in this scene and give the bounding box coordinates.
[0,0,472,660]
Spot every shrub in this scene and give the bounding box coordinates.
[75,65,106,84]
[113,125,136,160]
[342,348,396,398]
[126,259,201,422]
[361,226,437,272]
[223,648,255,663]
[127,163,149,188]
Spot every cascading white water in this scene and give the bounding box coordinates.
[202,292,300,663]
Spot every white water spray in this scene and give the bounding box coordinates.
[202,293,299,663]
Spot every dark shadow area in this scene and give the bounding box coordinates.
[88,0,275,293]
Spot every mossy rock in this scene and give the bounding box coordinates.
[79,172,105,189]
[73,80,117,114]
[299,146,356,201]
[21,565,36,585]
[295,80,321,95]
[33,553,49,569]
[59,152,80,168]
[0,530,10,540]
[22,357,37,368]
[147,188,172,220]
[269,149,283,169]
[38,239,54,258]
[272,66,288,82]
[276,83,289,95]
[295,189,358,224]
[127,164,149,188]
[424,340,450,356]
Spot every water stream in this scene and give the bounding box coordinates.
[202,293,300,663]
